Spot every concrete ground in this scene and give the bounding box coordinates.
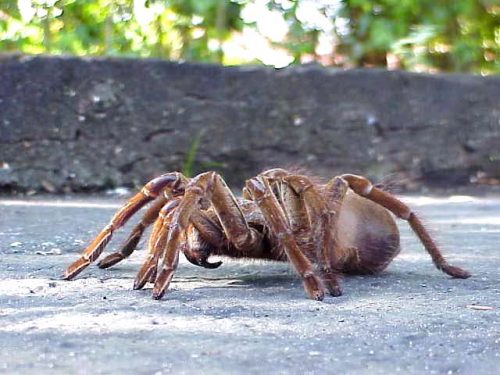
[0,195,498,375]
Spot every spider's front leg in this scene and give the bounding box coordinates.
[62,172,187,280]
[152,172,262,300]
[246,176,325,301]
[135,207,223,292]
[97,194,169,269]
[133,198,181,290]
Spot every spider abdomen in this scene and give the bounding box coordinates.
[336,191,401,275]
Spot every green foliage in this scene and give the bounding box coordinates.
[0,0,498,73]
[181,132,224,177]
[0,0,245,62]
[181,132,202,178]
[266,1,320,63]
[335,0,499,73]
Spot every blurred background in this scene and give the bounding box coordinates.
[1,0,498,74]
[0,1,499,194]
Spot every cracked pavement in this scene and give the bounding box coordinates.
[0,195,498,374]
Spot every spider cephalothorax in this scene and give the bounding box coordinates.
[62,169,470,300]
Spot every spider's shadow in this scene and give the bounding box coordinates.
[99,261,475,303]
[175,268,473,302]
[225,273,300,288]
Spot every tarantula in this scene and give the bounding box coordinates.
[63,169,470,300]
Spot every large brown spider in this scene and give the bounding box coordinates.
[63,169,470,300]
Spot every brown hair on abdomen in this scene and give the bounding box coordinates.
[342,233,400,275]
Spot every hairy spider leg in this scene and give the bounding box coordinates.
[152,172,262,300]
[133,198,181,290]
[138,210,225,290]
[98,194,169,269]
[246,176,325,301]
[341,174,471,279]
[62,172,188,280]
[262,169,346,296]
[285,174,348,296]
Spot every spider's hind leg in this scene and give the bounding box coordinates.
[341,174,470,279]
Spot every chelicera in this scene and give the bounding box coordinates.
[63,168,470,300]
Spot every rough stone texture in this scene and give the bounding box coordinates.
[1,55,499,193]
[0,195,498,374]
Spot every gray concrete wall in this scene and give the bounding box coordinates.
[1,55,499,193]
